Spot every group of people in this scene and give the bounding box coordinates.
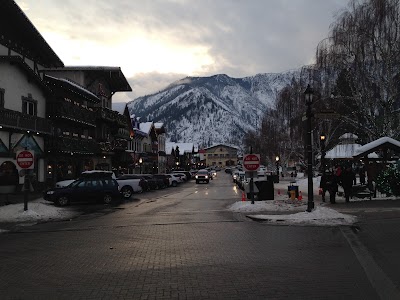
[319,165,357,204]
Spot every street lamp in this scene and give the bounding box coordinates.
[139,157,143,174]
[320,133,326,175]
[304,84,314,212]
[275,156,280,183]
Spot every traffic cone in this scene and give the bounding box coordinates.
[241,192,246,202]
[298,191,303,201]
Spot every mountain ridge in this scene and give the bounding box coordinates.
[125,70,302,149]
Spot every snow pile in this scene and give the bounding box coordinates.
[0,199,79,223]
[229,201,357,226]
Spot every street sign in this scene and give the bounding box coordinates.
[243,154,260,172]
[16,150,34,169]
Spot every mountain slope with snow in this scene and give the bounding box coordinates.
[126,70,301,148]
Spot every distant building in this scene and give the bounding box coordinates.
[202,144,238,167]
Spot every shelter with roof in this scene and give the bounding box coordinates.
[324,133,377,160]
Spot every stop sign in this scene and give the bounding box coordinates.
[243,154,260,172]
[16,150,34,169]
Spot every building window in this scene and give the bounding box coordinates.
[22,94,37,116]
[0,88,4,108]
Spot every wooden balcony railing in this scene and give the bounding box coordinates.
[45,136,99,154]
[0,108,52,134]
[47,102,96,127]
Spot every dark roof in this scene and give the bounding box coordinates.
[0,0,63,68]
[204,144,238,151]
[45,66,132,93]
[44,75,100,103]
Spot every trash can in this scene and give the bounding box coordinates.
[255,179,274,200]
[287,185,299,199]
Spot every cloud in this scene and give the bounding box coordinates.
[113,72,186,103]
[16,0,349,100]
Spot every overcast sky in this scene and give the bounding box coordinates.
[15,0,349,103]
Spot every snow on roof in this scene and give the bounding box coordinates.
[166,142,197,154]
[139,122,153,134]
[154,122,164,129]
[339,133,358,140]
[325,143,378,159]
[354,137,400,157]
[45,75,99,100]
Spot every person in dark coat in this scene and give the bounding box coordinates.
[359,165,366,185]
[328,172,339,204]
[319,172,331,202]
[341,166,356,202]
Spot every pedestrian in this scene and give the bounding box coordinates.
[335,165,342,177]
[319,172,329,202]
[341,166,356,203]
[359,165,366,185]
[327,170,338,204]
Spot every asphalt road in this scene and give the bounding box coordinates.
[0,172,399,299]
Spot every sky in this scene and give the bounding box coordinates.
[0,176,361,233]
[15,0,349,103]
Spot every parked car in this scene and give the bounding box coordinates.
[143,174,167,190]
[172,171,192,181]
[56,170,116,188]
[153,174,170,188]
[116,174,145,199]
[195,169,210,184]
[165,174,181,187]
[141,174,164,190]
[225,168,232,174]
[173,173,187,182]
[44,177,121,206]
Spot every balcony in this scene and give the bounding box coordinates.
[95,107,128,127]
[48,101,96,127]
[45,136,99,154]
[0,108,52,134]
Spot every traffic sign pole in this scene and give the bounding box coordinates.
[16,150,34,211]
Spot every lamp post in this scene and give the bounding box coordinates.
[304,84,314,212]
[320,133,326,175]
[275,156,280,183]
[139,158,143,174]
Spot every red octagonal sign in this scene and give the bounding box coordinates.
[243,154,260,172]
[16,150,34,169]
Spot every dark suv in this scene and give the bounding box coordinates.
[195,169,210,184]
[44,177,121,206]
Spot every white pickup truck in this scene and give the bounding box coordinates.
[115,174,144,198]
[55,171,143,199]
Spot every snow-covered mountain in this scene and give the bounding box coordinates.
[126,70,301,149]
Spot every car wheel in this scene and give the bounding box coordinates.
[172,181,177,187]
[121,186,133,199]
[196,180,199,184]
[103,193,113,204]
[56,195,69,207]
[206,180,209,184]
